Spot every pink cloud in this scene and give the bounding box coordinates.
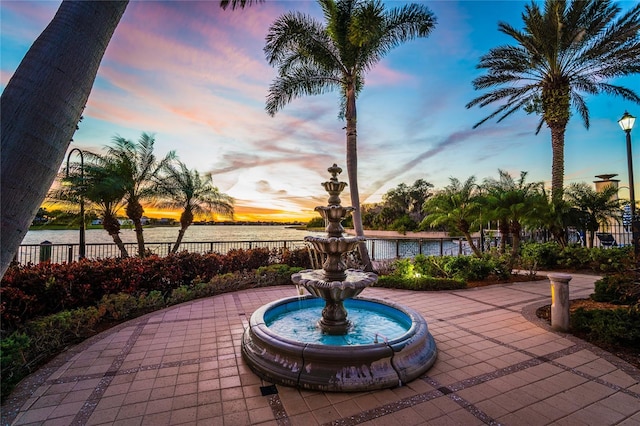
[366,62,417,87]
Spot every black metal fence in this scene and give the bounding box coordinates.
[15,222,632,266]
[15,237,476,265]
[15,240,309,265]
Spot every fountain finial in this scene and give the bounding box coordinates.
[322,163,347,206]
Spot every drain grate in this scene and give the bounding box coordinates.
[260,385,278,396]
[438,386,453,395]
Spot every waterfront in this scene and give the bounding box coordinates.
[22,225,314,246]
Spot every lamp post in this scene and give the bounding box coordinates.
[66,148,86,259]
[618,111,638,259]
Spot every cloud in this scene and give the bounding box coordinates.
[366,62,417,87]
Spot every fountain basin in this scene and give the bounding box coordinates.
[241,296,437,392]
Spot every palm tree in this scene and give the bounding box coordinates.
[264,0,437,270]
[482,170,545,256]
[565,182,621,248]
[0,0,258,278]
[83,162,130,257]
[155,161,234,253]
[466,0,640,203]
[49,159,131,258]
[98,133,175,257]
[421,176,483,257]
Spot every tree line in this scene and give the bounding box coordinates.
[361,170,626,257]
[50,133,234,258]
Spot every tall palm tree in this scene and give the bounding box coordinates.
[97,133,175,257]
[264,0,436,270]
[420,176,483,257]
[0,0,258,278]
[466,0,640,203]
[482,170,545,257]
[565,182,621,247]
[155,161,235,253]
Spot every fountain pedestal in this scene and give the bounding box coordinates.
[292,268,377,334]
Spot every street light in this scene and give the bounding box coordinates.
[618,111,638,259]
[66,148,86,259]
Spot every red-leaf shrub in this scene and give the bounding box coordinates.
[1,247,310,331]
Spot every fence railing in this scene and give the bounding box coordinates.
[15,240,309,265]
[16,236,487,265]
[16,223,632,266]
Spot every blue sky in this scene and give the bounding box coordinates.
[2,1,638,222]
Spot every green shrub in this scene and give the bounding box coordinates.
[100,293,140,320]
[1,333,30,399]
[558,245,631,273]
[571,306,640,347]
[388,258,414,277]
[2,305,104,402]
[588,246,634,273]
[413,254,448,278]
[592,273,640,305]
[382,254,509,282]
[256,264,303,286]
[168,286,195,305]
[137,290,166,312]
[442,256,498,281]
[376,275,466,291]
[520,242,561,271]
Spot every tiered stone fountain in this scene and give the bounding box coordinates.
[241,164,437,392]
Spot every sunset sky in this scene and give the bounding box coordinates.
[2,1,638,223]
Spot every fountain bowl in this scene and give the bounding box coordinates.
[241,295,437,392]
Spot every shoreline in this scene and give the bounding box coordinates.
[344,229,461,239]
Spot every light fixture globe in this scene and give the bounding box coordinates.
[619,111,636,132]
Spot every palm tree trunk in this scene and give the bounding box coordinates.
[550,125,566,203]
[498,221,509,254]
[126,198,146,257]
[510,221,522,257]
[344,84,373,272]
[103,212,129,257]
[172,227,188,253]
[172,210,193,253]
[462,231,483,257]
[0,1,128,278]
[110,232,130,258]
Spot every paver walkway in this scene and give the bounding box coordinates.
[2,273,639,425]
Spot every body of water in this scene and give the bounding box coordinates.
[22,225,314,246]
[20,225,468,263]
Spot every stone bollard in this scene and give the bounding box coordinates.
[547,273,572,331]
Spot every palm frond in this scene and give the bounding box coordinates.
[219,0,263,11]
[468,0,640,132]
[266,66,341,115]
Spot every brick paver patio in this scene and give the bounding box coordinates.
[2,272,638,425]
